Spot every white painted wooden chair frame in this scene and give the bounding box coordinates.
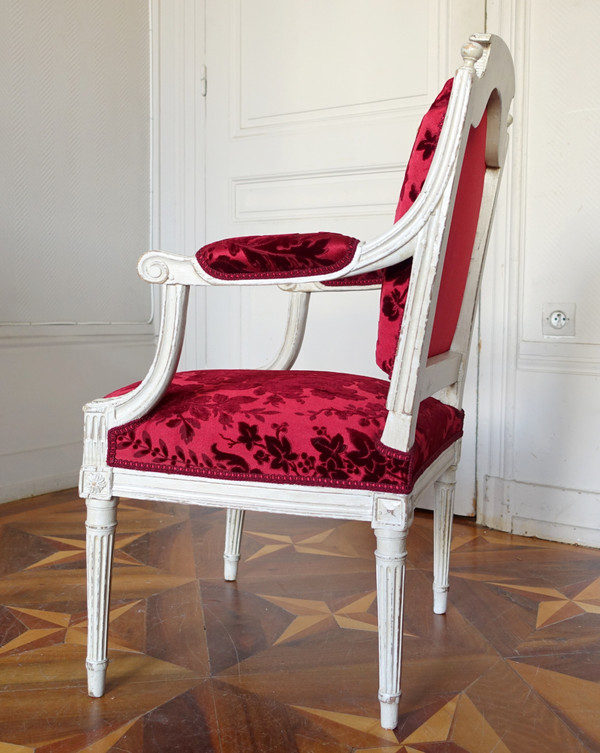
[80,34,514,730]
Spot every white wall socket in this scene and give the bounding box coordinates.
[542,302,576,337]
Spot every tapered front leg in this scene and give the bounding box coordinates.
[223,508,245,581]
[374,527,408,730]
[433,469,456,614]
[86,496,118,697]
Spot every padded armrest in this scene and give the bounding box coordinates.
[197,232,362,281]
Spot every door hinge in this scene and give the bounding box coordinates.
[200,64,207,97]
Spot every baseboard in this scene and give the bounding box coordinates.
[479,475,600,548]
[0,472,79,505]
[0,441,80,505]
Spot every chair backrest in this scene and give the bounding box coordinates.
[376,78,488,375]
[378,34,514,453]
[376,79,454,376]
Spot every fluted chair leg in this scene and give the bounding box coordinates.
[374,527,408,730]
[432,469,456,615]
[85,496,118,697]
[224,508,245,581]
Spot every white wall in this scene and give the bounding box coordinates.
[0,1,156,502]
[478,0,600,545]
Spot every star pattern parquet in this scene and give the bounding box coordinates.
[1,488,599,752]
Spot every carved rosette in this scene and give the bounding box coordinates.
[373,496,414,530]
[80,468,113,501]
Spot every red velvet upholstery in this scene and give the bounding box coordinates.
[376,80,488,374]
[376,79,453,375]
[321,269,385,287]
[106,370,463,495]
[429,112,487,356]
[107,81,487,494]
[196,78,486,380]
[197,232,360,280]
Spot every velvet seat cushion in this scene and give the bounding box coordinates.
[107,370,463,495]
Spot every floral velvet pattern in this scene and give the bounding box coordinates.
[196,232,360,280]
[321,269,385,288]
[376,79,453,376]
[107,370,463,495]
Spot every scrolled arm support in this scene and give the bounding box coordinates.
[138,251,209,285]
[82,284,189,430]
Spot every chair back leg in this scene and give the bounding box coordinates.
[224,508,246,581]
[374,527,408,730]
[433,468,456,614]
[85,496,118,697]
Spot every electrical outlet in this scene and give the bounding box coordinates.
[542,303,576,337]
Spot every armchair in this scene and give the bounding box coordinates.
[80,34,514,730]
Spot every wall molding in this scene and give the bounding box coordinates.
[0,330,157,349]
[481,475,600,548]
[233,164,404,222]
[0,321,155,342]
[231,0,435,135]
[229,0,463,137]
[518,340,600,376]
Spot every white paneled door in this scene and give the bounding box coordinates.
[193,0,486,514]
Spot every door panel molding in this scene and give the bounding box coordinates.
[233,165,404,223]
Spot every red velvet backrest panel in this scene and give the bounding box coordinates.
[376,80,488,374]
[376,80,453,376]
[429,112,487,357]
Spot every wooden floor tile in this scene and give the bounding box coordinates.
[1,489,600,752]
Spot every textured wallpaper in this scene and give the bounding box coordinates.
[0,0,151,325]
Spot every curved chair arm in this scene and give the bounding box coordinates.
[136,231,414,290]
[82,284,189,431]
[259,278,384,370]
[81,284,190,490]
[261,290,311,371]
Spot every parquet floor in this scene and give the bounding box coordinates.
[1,489,599,752]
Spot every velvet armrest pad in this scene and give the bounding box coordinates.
[196,232,362,281]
